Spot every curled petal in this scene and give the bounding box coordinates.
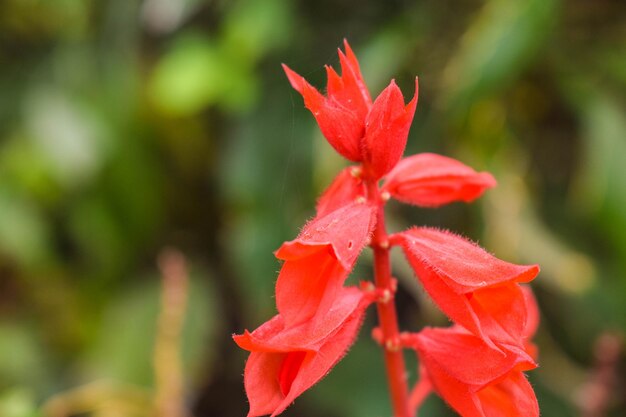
[382,153,496,207]
[276,202,375,269]
[362,78,418,179]
[395,227,539,346]
[394,227,538,292]
[412,327,538,417]
[413,327,536,388]
[234,287,365,352]
[236,288,373,417]
[274,250,347,327]
[316,166,367,217]
[476,371,539,417]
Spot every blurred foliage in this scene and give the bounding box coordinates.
[1,0,625,416]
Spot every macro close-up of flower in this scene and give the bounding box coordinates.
[1,1,625,417]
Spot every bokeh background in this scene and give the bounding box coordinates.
[1,0,625,416]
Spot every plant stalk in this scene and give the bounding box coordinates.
[367,180,410,417]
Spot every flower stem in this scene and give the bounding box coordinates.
[367,180,410,417]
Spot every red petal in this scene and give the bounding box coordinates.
[334,48,371,119]
[476,371,539,417]
[276,202,375,269]
[341,39,372,109]
[362,78,418,179]
[278,351,307,396]
[237,288,372,417]
[395,227,539,345]
[273,298,367,416]
[316,166,367,217]
[395,228,539,293]
[273,203,375,327]
[521,286,539,340]
[414,327,538,417]
[382,153,496,207]
[234,287,365,351]
[274,251,347,327]
[283,64,363,161]
[243,351,286,417]
[414,327,536,388]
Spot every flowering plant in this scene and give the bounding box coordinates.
[234,40,540,417]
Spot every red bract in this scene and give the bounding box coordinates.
[316,166,366,217]
[234,287,374,417]
[393,227,539,347]
[283,40,418,179]
[382,153,497,207]
[274,202,376,327]
[410,326,539,417]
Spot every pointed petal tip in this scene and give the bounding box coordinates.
[233,331,252,350]
[282,64,307,93]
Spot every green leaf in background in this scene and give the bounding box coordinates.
[0,388,40,417]
[0,324,52,394]
[0,133,59,208]
[222,0,292,63]
[441,0,559,118]
[148,33,257,116]
[149,34,228,116]
[0,187,53,268]
[574,93,626,257]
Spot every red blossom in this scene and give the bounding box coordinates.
[393,227,539,347]
[283,40,418,179]
[233,287,374,417]
[382,153,496,207]
[361,78,418,179]
[274,202,376,327]
[409,326,539,417]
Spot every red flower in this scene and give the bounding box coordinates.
[283,40,418,179]
[382,153,496,207]
[393,227,539,348]
[274,201,376,327]
[234,287,374,417]
[409,326,539,417]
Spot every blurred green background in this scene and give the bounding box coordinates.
[1,0,625,416]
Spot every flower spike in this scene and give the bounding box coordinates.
[237,40,540,417]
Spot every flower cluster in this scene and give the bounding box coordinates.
[234,40,540,417]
